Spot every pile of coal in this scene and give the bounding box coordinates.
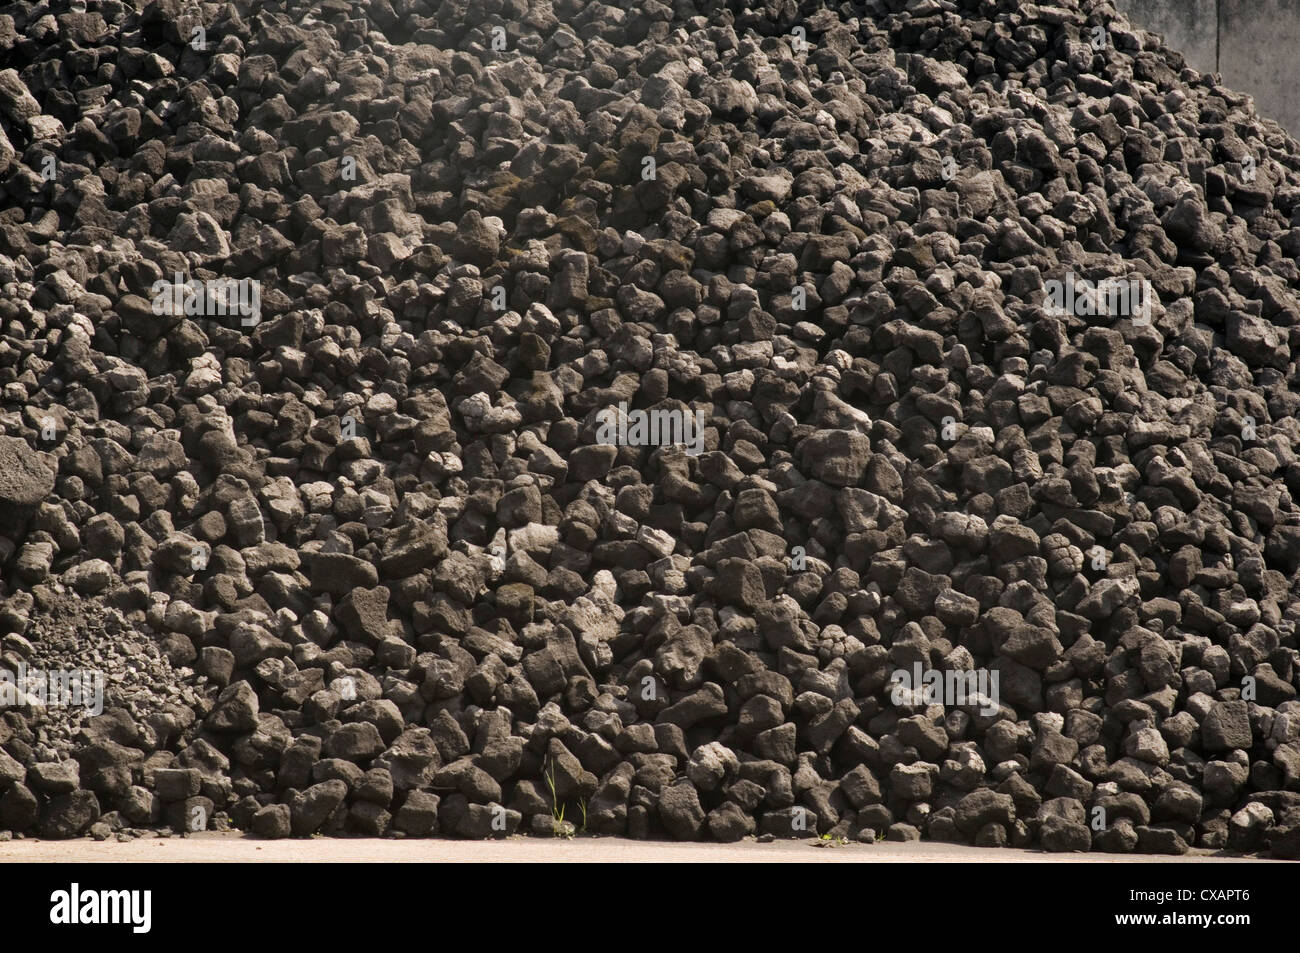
[1,0,1299,858]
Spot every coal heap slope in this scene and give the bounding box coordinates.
[1,0,1299,855]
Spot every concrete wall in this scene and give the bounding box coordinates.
[1115,0,1300,135]
[1114,0,1218,74]
[1218,0,1300,134]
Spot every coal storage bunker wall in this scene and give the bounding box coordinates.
[1116,0,1300,135]
[2,0,1300,858]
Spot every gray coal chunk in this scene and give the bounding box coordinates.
[0,437,54,525]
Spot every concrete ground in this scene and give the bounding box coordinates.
[0,831,1278,862]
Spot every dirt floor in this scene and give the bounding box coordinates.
[0,831,1278,862]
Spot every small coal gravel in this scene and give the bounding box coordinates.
[1,0,1300,858]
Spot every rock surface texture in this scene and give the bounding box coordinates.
[1,0,1300,857]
